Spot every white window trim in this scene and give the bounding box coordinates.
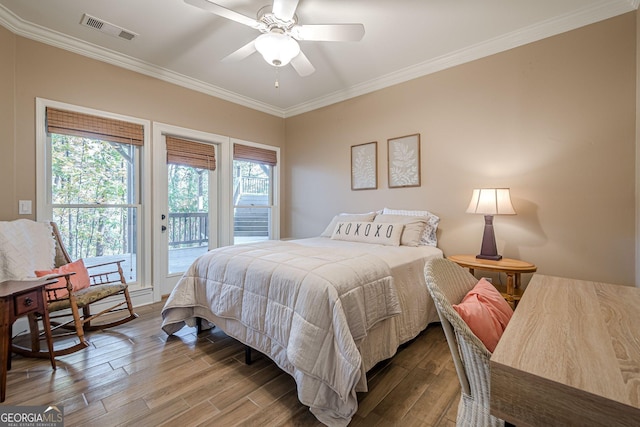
[35,98,152,292]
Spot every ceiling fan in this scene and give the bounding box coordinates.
[184,0,365,77]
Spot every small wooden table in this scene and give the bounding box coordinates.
[0,279,57,402]
[447,254,536,307]
[490,274,640,426]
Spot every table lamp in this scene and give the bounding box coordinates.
[466,188,516,260]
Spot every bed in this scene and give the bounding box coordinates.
[161,210,442,426]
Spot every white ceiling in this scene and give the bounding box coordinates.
[0,0,637,117]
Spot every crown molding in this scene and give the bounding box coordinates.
[1,1,636,119]
[284,0,638,117]
[0,4,286,118]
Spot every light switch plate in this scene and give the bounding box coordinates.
[19,200,32,215]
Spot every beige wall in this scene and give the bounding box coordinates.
[0,26,16,220]
[285,13,637,286]
[0,31,285,220]
[1,13,637,286]
[636,7,640,286]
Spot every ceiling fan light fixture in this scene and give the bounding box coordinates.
[255,31,300,67]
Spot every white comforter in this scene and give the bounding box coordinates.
[161,238,442,426]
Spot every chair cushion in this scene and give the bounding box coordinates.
[453,278,513,352]
[35,258,91,300]
[47,283,127,312]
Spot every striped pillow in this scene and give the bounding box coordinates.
[382,208,439,246]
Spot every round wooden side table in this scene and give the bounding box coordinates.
[447,254,537,307]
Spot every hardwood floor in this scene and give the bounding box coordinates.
[5,302,460,426]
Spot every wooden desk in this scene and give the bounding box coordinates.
[447,254,536,306]
[0,279,56,402]
[490,274,640,426]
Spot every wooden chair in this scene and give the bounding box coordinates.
[424,258,505,427]
[12,222,138,358]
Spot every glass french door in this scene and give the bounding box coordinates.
[155,132,220,297]
[166,163,211,274]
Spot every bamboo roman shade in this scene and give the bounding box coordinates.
[166,136,216,171]
[46,107,144,146]
[233,144,277,166]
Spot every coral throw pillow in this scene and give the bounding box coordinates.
[453,278,513,352]
[35,259,91,300]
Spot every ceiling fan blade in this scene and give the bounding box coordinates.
[184,0,262,29]
[272,0,299,22]
[290,51,315,77]
[221,39,257,62]
[292,24,365,41]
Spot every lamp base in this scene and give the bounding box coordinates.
[476,253,503,261]
[476,215,502,261]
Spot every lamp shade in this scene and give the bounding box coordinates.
[255,32,300,67]
[466,188,516,215]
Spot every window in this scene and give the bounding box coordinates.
[233,143,278,244]
[42,106,145,284]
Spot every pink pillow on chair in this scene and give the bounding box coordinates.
[35,259,91,300]
[453,278,513,352]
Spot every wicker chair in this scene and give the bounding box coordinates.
[13,222,138,358]
[424,257,504,427]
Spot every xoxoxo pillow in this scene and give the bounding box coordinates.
[320,212,377,237]
[373,214,428,247]
[331,221,404,246]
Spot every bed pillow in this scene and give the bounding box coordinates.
[320,212,377,237]
[331,221,404,246]
[382,208,439,246]
[373,214,428,247]
[452,278,513,352]
[35,258,91,300]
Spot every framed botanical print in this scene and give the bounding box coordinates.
[387,134,420,188]
[351,141,377,190]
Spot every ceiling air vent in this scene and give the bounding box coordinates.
[80,13,138,41]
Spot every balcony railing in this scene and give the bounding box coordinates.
[171,175,269,248]
[234,176,268,205]
[168,212,208,247]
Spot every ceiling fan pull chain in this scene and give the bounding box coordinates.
[275,67,280,89]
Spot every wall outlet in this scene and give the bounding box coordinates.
[19,200,32,215]
[482,276,493,283]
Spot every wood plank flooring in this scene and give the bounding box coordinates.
[5,302,460,426]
